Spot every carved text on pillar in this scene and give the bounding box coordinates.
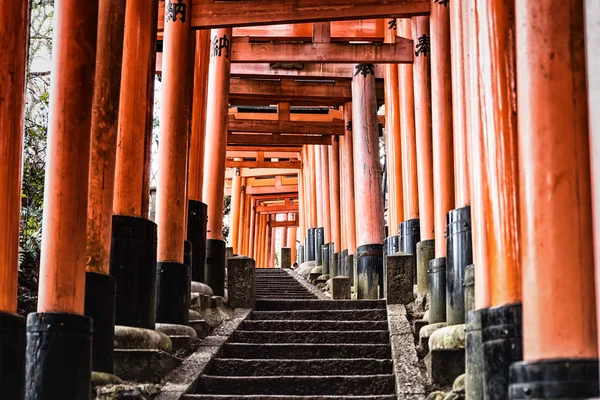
[166,0,187,23]
[388,19,397,31]
[212,35,231,58]
[434,0,449,6]
[415,34,430,57]
[354,63,375,77]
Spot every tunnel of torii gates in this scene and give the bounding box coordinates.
[1,0,600,399]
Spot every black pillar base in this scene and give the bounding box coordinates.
[110,215,157,329]
[84,272,116,374]
[315,227,324,266]
[0,311,25,400]
[428,257,446,324]
[390,235,399,254]
[446,206,473,325]
[399,218,420,284]
[482,303,523,400]
[156,262,191,325]
[298,245,304,264]
[464,264,475,314]
[356,243,384,300]
[307,229,316,262]
[322,244,331,275]
[206,239,226,296]
[187,200,208,283]
[383,237,389,285]
[25,313,92,400]
[466,309,484,400]
[331,252,339,278]
[509,358,599,399]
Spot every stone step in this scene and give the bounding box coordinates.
[251,310,387,321]
[195,375,395,396]
[184,395,395,400]
[206,358,394,376]
[255,300,385,311]
[240,320,389,331]
[230,330,389,344]
[221,343,391,359]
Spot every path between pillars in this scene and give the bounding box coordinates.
[183,268,396,399]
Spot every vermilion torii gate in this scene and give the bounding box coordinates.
[1,0,600,399]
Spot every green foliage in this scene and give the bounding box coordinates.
[222,196,231,241]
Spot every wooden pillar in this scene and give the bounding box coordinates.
[240,192,249,255]
[298,164,306,241]
[308,145,318,228]
[516,0,597,362]
[343,103,357,254]
[188,30,210,202]
[230,168,243,252]
[465,0,491,309]
[430,0,455,257]
[330,140,342,253]
[270,224,276,268]
[288,225,297,262]
[398,19,420,221]
[202,28,232,240]
[0,0,29,314]
[37,0,99,314]
[86,0,127,275]
[477,0,521,307]
[315,146,324,228]
[352,64,385,299]
[339,137,347,251]
[384,19,404,233]
[450,0,471,208]
[114,0,157,218]
[247,201,255,257]
[320,145,332,243]
[412,16,434,241]
[156,0,193,264]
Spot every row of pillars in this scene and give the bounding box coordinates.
[229,173,298,268]
[0,0,238,398]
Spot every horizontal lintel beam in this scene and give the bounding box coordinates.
[226,160,302,169]
[231,41,413,64]
[228,133,332,146]
[269,220,300,228]
[229,117,344,135]
[230,63,384,80]
[256,205,300,213]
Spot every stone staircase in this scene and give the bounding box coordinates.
[183,269,396,399]
[255,268,318,300]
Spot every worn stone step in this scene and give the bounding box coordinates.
[184,395,395,400]
[206,358,393,376]
[255,300,385,311]
[230,330,389,344]
[240,320,389,331]
[196,375,395,396]
[256,297,318,300]
[221,343,391,359]
[251,310,387,321]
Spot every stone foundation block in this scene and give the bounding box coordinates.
[331,276,351,299]
[418,322,447,358]
[425,324,466,387]
[386,253,415,305]
[113,349,181,383]
[281,247,292,269]
[227,256,255,308]
[114,326,172,352]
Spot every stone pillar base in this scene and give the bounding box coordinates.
[227,256,256,308]
[331,276,351,299]
[425,324,466,387]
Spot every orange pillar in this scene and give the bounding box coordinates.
[315,146,324,229]
[37,0,98,315]
[114,0,156,219]
[339,137,347,252]
[478,0,521,308]
[343,103,357,255]
[384,20,404,233]
[280,214,288,246]
[320,145,332,243]
[352,65,385,299]
[450,0,471,208]
[188,30,210,202]
[202,28,232,294]
[239,192,249,255]
[247,202,255,257]
[288,225,297,262]
[330,140,342,253]
[270,224,276,268]
[465,0,491,310]
[0,0,29,315]
[202,28,232,239]
[86,0,127,276]
[156,0,193,265]
[29,1,98,397]
[412,16,434,242]
[515,0,597,366]
[298,164,306,243]
[230,168,243,252]
[308,146,318,228]
[398,19,420,222]
[430,2,455,258]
